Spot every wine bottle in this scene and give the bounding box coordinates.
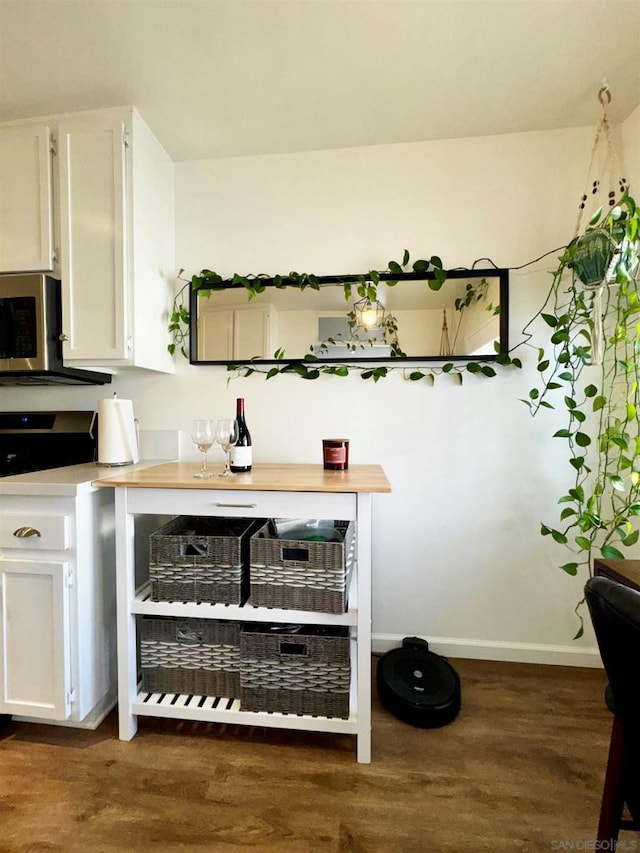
[229,397,252,472]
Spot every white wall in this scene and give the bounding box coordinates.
[622,103,640,191]
[4,114,639,666]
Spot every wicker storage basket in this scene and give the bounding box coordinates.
[239,624,350,718]
[140,617,241,697]
[149,516,263,604]
[249,520,355,613]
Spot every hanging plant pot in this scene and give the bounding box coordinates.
[565,228,617,288]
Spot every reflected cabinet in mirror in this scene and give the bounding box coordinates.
[189,269,509,365]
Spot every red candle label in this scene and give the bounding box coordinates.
[325,446,347,464]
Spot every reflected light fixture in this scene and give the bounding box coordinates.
[354,297,386,331]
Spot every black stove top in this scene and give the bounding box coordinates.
[0,411,97,477]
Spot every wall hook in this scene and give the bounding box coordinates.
[598,82,612,107]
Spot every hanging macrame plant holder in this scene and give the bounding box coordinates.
[567,84,629,364]
[439,308,452,357]
[569,229,617,288]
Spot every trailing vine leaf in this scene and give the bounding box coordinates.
[171,253,520,383]
[166,269,191,358]
[519,193,640,635]
[601,544,625,560]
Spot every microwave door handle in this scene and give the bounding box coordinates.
[0,298,15,359]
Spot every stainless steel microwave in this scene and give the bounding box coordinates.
[0,273,111,385]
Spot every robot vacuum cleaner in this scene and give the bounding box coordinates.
[376,636,461,728]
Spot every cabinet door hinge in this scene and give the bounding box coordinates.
[52,247,59,266]
[122,126,130,149]
[65,567,74,588]
[66,687,76,706]
[50,134,57,156]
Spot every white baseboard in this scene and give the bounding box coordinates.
[372,633,603,669]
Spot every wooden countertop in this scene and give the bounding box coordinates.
[92,461,392,493]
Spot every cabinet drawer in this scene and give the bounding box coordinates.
[127,488,357,521]
[0,514,70,551]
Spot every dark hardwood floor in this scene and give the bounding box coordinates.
[0,657,628,852]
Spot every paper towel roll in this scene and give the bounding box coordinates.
[97,397,140,465]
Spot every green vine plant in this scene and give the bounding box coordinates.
[169,252,520,383]
[167,280,190,358]
[520,193,640,637]
[451,277,500,352]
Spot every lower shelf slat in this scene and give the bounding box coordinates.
[132,690,357,733]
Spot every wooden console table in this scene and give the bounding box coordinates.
[594,558,640,592]
[94,462,391,763]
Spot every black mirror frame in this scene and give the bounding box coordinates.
[189,267,509,366]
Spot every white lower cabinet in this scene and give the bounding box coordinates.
[0,559,70,720]
[0,489,116,728]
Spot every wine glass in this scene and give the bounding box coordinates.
[215,418,238,477]
[191,419,216,478]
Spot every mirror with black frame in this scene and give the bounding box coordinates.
[189,268,509,365]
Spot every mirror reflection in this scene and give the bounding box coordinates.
[191,270,509,364]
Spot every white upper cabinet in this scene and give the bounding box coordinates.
[0,123,55,273]
[0,107,175,374]
[198,304,276,361]
[57,112,127,363]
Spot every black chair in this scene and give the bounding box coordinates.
[584,576,640,842]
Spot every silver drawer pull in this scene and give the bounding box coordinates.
[13,526,42,538]
[213,502,258,508]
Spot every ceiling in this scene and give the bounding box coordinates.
[1,0,639,163]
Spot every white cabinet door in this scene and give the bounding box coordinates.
[1,107,174,374]
[197,306,274,360]
[0,124,54,273]
[0,560,71,720]
[234,307,274,360]
[197,309,234,360]
[57,114,127,361]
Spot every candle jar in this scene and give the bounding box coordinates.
[322,438,350,470]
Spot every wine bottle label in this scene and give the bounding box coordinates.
[230,445,252,467]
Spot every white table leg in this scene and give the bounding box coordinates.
[115,487,138,740]
[356,492,372,764]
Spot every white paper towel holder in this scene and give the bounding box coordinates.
[92,394,140,466]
